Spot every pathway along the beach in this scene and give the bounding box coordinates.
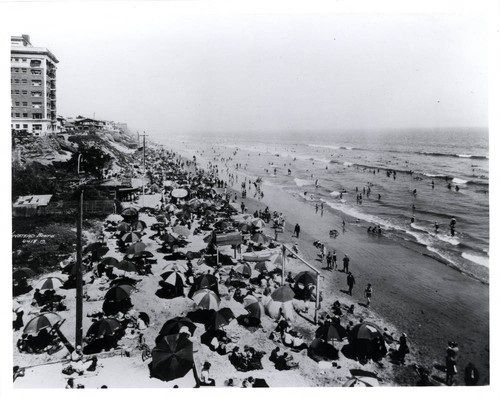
[231,174,489,385]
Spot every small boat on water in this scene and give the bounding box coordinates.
[242,251,273,262]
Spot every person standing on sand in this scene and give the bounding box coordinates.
[332,250,338,270]
[347,272,355,295]
[342,254,350,272]
[294,224,300,238]
[364,284,372,306]
[326,251,333,270]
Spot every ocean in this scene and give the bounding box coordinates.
[159,127,489,283]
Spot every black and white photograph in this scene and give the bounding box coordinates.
[1,0,498,393]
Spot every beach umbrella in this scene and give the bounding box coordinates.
[34,277,63,291]
[117,222,132,233]
[13,268,35,281]
[272,254,284,266]
[271,285,295,302]
[192,289,220,310]
[126,242,147,256]
[130,250,154,259]
[131,220,147,232]
[254,262,271,273]
[172,225,190,237]
[121,207,138,222]
[187,198,202,209]
[114,260,138,273]
[163,263,188,273]
[100,257,119,267]
[24,312,61,335]
[215,220,232,230]
[343,377,379,387]
[350,322,384,341]
[159,317,197,337]
[243,295,265,319]
[104,284,136,302]
[234,263,252,278]
[149,334,194,382]
[121,231,142,243]
[294,271,316,286]
[171,189,188,199]
[238,223,251,233]
[209,308,235,330]
[165,204,177,213]
[161,233,178,244]
[264,298,295,321]
[160,271,185,288]
[250,232,268,244]
[191,274,218,294]
[86,318,122,338]
[252,218,266,229]
[315,323,347,343]
[83,242,106,255]
[107,214,123,223]
[149,183,161,193]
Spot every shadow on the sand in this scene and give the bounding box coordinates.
[358,302,369,308]
[433,364,446,372]
[340,289,351,295]
[431,375,446,384]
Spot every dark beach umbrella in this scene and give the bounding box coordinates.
[191,274,218,294]
[343,377,379,387]
[114,260,138,273]
[160,271,185,288]
[86,318,122,338]
[121,231,141,244]
[238,223,251,233]
[209,307,235,329]
[271,285,295,302]
[159,317,197,337]
[294,271,316,286]
[24,312,61,335]
[126,242,147,256]
[13,268,35,281]
[192,289,220,310]
[83,242,107,255]
[100,257,119,267]
[315,323,347,343]
[121,207,138,222]
[243,295,265,319]
[350,322,384,341]
[104,284,136,302]
[250,232,268,244]
[161,233,178,244]
[252,218,266,229]
[117,222,132,233]
[62,262,78,276]
[149,334,194,382]
[215,220,232,230]
[131,250,154,259]
[254,262,271,273]
[131,220,147,232]
[35,277,63,291]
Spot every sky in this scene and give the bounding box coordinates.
[0,1,492,139]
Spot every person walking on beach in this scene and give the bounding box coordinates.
[326,251,333,270]
[294,224,301,238]
[364,283,372,306]
[332,250,338,270]
[347,272,355,296]
[342,254,350,272]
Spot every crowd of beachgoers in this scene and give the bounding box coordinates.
[12,144,481,388]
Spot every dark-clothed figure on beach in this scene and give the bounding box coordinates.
[342,254,350,272]
[464,362,479,386]
[294,224,300,238]
[347,272,355,296]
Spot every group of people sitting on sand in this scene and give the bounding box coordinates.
[229,345,266,372]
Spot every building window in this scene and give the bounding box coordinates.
[15,102,20,106]
[15,124,20,128]
[22,102,28,106]
[22,58,27,62]
[32,91,42,97]
[23,113,28,118]
[32,102,42,109]
[14,68,19,72]
[14,79,19,83]
[31,70,42,75]
[14,90,20,94]
[22,68,27,73]
[15,113,20,117]
[22,79,28,84]
[32,80,42,86]
[33,113,42,119]
[33,124,42,131]
[22,90,27,94]
[23,124,28,129]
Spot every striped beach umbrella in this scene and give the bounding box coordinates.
[117,222,132,233]
[162,263,188,273]
[105,284,136,302]
[250,232,268,244]
[243,295,265,319]
[165,204,178,213]
[160,271,186,288]
[24,312,61,335]
[234,263,252,278]
[192,289,220,310]
[126,242,147,256]
[121,231,142,243]
[35,277,63,291]
[315,323,347,343]
[252,218,266,229]
[294,271,316,286]
[350,323,384,341]
[208,307,235,329]
[131,220,147,232]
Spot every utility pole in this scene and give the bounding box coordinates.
[141,132,148,208]
[75,154,84,349]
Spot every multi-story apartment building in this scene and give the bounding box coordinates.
[11,34,58,135]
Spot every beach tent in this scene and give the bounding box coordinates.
[159,317,197,337]
[24,312,61,335]
[149,335,194,382]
